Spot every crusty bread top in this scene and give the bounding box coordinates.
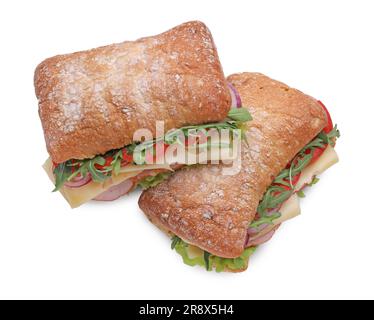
[139,72,327,259]
[35,21,231,163]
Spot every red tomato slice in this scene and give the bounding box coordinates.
[318,101,333,133]
[273,172,301,192]
[144,147,156,164]
[283,172,301,191]
[69,159,76,173]
[185,137,195,146]
[185,130,207,146]
[155,142,169,160]
[197,130,208,144]
[95,156,113,170]
[291,172,301,186]
[121,149,133,166]
[310,146,326,163]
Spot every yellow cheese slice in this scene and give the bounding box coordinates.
[274,193,301,225]
[252,194,301,239]
[42,145,238,208]
[295,145,339,190]
[43,158,143,208]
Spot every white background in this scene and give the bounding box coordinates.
[0,0,373,300]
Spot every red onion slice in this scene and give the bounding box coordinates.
[266,206,282,215]
[93,179,134,201]
[246,225,280,247]
[228,82,242,108]
[248,223,271,236]
[64,174,92,188]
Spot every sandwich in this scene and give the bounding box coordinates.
[35,21,251,208]
[138,72,340,272]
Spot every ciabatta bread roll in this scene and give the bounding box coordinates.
[138,72,327,259]
[35,21,231,163]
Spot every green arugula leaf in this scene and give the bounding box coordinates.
[325,125,340,145]
[294,154,313,173]
[227,108,252,122]
[249,211,281,229]
[87,157,107,182]
[272,168,291,183]
[126,143,138,154]
[297,190,306,198]
[257,186,291,215]
[52,163,70,192]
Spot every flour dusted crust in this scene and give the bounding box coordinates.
[35,21,231,163]
[139,72,327,260]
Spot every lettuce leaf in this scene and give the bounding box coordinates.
[137,172,172,189]
[172,236,256,272]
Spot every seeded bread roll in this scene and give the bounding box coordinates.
[138,72,327,259]
[35,21,231,163]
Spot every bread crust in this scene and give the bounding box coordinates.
[35,21,230,163]
[138,72,327,259]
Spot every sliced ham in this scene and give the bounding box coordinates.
[93,165,184,201]
[93,179,134,201]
